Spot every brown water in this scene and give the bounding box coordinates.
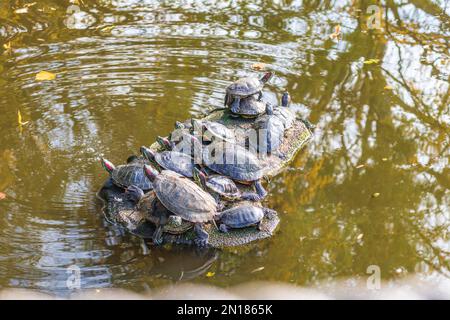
[0,0,449,296]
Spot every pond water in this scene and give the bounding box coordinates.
[0,0,448,296]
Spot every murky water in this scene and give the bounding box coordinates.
[0,0,448,296]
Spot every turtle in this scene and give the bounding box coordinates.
[199,138,267,201]
[224,72,273,111]
[216,204,278,233]
[143,165,219,247]
[157,134,203,164]
[252,103,286,154]
[191,119,235,143]
[272,92,296,129]
[101,156,152,191]
[140,146,195,178]
[125,186,194,245]
[193,167,241,201]
[229,94,272,118]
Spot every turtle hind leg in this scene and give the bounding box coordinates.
[152,225,164,246]
[263,208,278,219]
[194,223,209,247]
[125,185,144,204]
[241,180,267,201]
[230,97,241,114]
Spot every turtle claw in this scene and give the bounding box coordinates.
[194,223,209,247]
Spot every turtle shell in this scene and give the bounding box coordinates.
[111,163,153,190]
[153,170,218,223]
[226,76,263,97]
[253,115,285,153]
[206,175,241,200]
[202,143,264,182]
[155,151,194,178]
[218,205,264,229]
[201,121,235,143]
[231,95,266,118]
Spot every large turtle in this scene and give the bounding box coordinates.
[191,119,235,143]
[143,165,219,247]
[230,94,271,118]
[224,72,273,111]
[101,156,152,191]
[216,204,278,233]
[200,138,267,201]
[140,146,195,178]
[193,167,241,201]
[125,186,194,245]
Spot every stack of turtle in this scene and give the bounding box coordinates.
[97,72,313,248]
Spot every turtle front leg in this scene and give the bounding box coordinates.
[194,223,209,247]
[257,91,263,101]
[241,180,267,201]
[230,96,241,114]
[263,208,277,219]
[152,225,164,246]
[219,224,229,233]
[125,185,144,205]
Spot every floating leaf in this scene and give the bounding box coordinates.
[36,71,56,81]
[17,110,29,126]
[329,25,341,40]
[356,164,365,169]
[381,158,388,161]
[0,192,6,200]
[363,58,380,65]
[206,272,215,278]
[357,233,364,240]
[251,62,266,71]
[15,8,29,14]
[251,266,265,273]
[384,85,393,90]
[372,192,380,198]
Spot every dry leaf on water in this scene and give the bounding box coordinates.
[329,25,341,40]
[251,62,267,71]
[251,266,265,273]
[17,110,29,126]
[36,71,56,81]
[0,192,6,200]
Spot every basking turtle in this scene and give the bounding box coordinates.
[216,204,277,233]
[143,165,219,247]
[200,139,267,201]
[272,92,296,129]
[140,146,195,178]
[224,72,273,111]
[101,156,152,191]
[251,103,285,154]
[125,186,193,245]
[230,94,271,118]
[191,119,235,143]
[193,167,241,200]
[157,135,203,163]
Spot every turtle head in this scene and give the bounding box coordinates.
[140,146,158,166]
[156,136,173,151]
[260,72,273,84]
[190,119,203,134]
[193,167,208,189]
[143,164,159,182]
[174,121,185,129]
[281,91,291,107]
[125,185,145,204]
[126,155,139,164]
[101,158,115,174]
[266,103,274,115]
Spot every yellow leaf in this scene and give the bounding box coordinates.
[3,42,11,50]
[206,272,215,277]
[329,25,342,40]
[17,110,29,126]
[356,164,365,169]
[36,71,56,81]
[0,192,6,200]
[15,8,29,14]
[363,58,380,65]
[251,62,266,71]
[251,266,265,273]
[384,85,392,90]
[372,192,380,198]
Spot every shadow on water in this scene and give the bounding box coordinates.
[0,0,448,296]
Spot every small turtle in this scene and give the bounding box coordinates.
[157,135,203,163]
[140,146,195,178]
[230,94,271,118]
[272,92,296,129]
[125,186,193,245]
[193,167,241,200]
[191,119,235,143]
[253,103,286,154]
[224,72,273,111]
[216,204,277,233]
[101,156,152,191]
[143,165,219,247]
[199,138,267,201]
